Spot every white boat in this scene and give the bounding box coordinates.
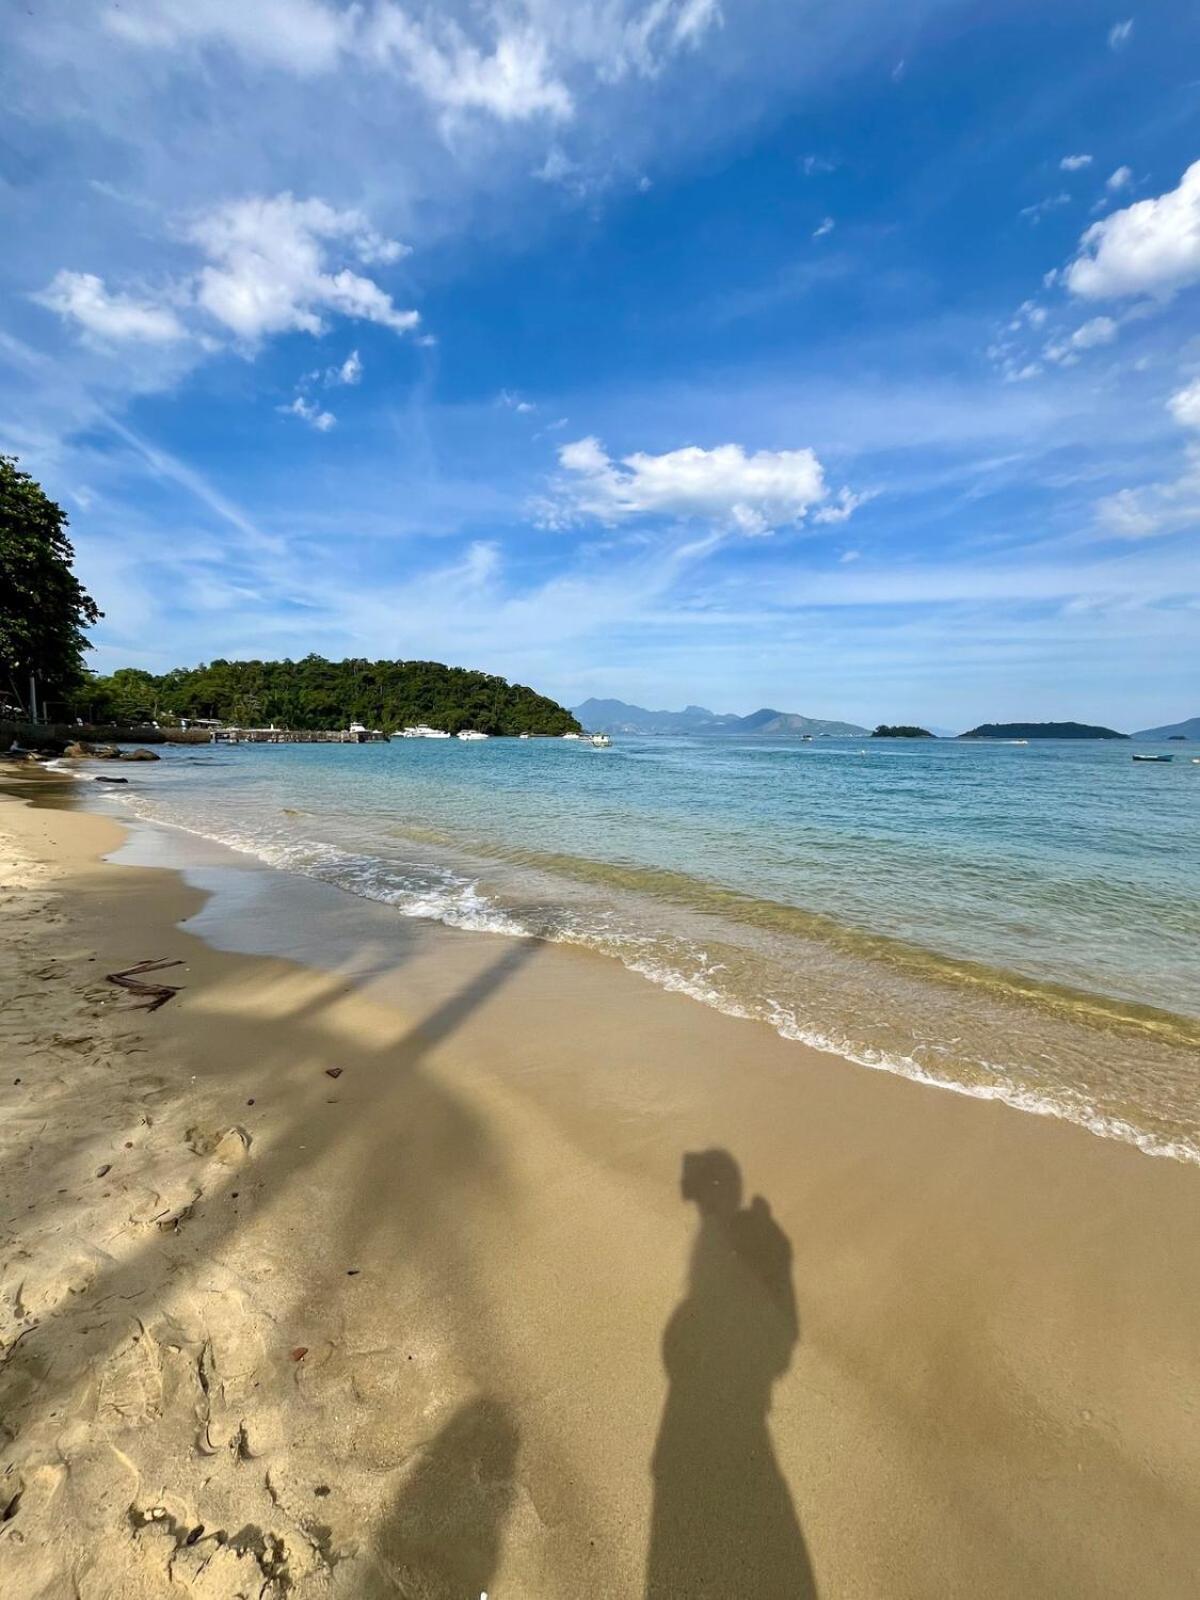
[457,729,490,740]
[1132,753,1172,763]
[590,733,612,747]
[402,724,451,738]
[561,732,583,740]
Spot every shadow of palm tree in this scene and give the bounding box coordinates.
[366,1396,519,1600]
[646,1149,815,1599]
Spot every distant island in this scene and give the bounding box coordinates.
[958,722,1128,740]
[1132,716,1199,741]
[572,698,868,737]
[78,657,580,737]
[872,725,934,738]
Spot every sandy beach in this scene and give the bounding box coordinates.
[2,773,1198,1599]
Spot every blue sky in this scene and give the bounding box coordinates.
[2,0,1197,730]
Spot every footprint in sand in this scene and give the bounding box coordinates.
[98,1322,165,1423]
[186,1127,252,1166]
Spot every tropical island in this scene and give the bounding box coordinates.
[958,721,1128,740]
[871,724,935,738]
[73,657,581,738]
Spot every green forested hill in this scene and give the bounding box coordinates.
[75,656,581,736]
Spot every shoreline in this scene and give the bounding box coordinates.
[2,776,1199,1597]
[81,752,1200,1166]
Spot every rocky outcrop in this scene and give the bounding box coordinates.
[63,742,160,761]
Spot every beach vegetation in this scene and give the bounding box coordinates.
[871,725,934,738]
[0,456,101,713]
[75,654,581,736]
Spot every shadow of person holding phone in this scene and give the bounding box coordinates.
[646,1148,816,1599]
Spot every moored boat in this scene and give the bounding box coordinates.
[1132,754,1173,763]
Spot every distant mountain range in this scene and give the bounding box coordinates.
[573,701,1199,741]
[1132,716,1199,740]
[572,698,868,736]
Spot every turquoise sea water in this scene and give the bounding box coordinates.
[92,734,1199,1161]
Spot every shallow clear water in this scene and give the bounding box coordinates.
[92,734,1200,1161]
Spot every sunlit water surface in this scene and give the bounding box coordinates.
[87,734,1200,1162]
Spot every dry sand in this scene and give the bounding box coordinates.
[1,774,1198,1598]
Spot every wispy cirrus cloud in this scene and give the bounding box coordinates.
[33,271,188,345]
[98,0,723,131]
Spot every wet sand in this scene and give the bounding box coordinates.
[1,774,1198,1598]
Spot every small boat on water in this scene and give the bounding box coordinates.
[590,733,612,747]
[456,729,489,740]
[561,732,584,740]
[1132,753,1173,763]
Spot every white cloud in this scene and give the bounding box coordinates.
[801,154,836,176]
[1091,378,1200,539]
[40,195,417,355]
[1107,165,1133,192]
[498,388,536,413]
[585,0,723,82]
[330,349,362,386]
[1094,471,1200,540]
[1167,378,1200,429]
[546,436,840,534]
[813,216,835,239]
[1044,316,1119,363]
[34,270,188,343]
[1020,192,1070,223]
[1060,154,1093,172]
[278,395,336,432]
[368,9,573,123]
[96,0,723,135]
[1107,18,1133,50]
[1071,315,1119,348]
[813,486,874,524]
[189,194,415,342]
[103,0,351,74]
[1066,162,1200,300]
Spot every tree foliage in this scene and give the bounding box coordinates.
[74,655,582,736]
[871,724,934,738]
[0,457,101,706]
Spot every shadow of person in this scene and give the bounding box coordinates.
[646,1149,816,1599]
[369,1395,519,1599]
